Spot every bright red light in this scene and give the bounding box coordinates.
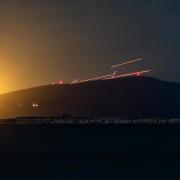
[58,80,64,84]
[52,80,64,85]
[136,72,141,76]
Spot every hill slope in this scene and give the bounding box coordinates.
[0,77,180,118]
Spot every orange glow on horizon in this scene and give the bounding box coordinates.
[0,67,20,94]
[0,74,13,94]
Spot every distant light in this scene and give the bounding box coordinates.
[58,80,64,85]
[18,104,22,107]
[32,103,39,108]
[51,80,64,85]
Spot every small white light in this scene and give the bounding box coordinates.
[32,103,39,108]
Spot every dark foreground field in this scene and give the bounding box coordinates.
[0,124,180,179]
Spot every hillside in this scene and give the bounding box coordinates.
[0,76,180,118]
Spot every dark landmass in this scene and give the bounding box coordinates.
[0,76,180,118]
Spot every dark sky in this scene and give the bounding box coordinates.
[0,0,180,93]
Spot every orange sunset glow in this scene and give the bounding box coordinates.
[0,71,16,94]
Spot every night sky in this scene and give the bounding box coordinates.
[0,0,180,93]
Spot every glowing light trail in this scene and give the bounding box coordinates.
[74,74,112,84]
[50,57,152,85]
[111,58,143,69]
[112,70,117,78]
[71,79,79,84]
[105,70,152,80]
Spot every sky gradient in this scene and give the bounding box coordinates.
[0,0,180,93]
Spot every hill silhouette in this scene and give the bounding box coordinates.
[0,76,180,119]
